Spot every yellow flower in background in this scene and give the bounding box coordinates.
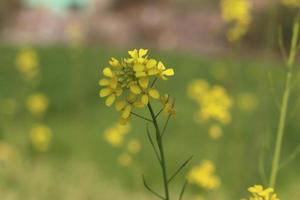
[243,185,280,200]
[187,160,220,190]
[118,153,132,167]
[0,141,17,167]
[188,80,233,125]
[209,124,223,139]
[127,139,141,154]
[26,93,49,116]
[237,93,258,112]
[221,0,252,42]
[0,98,17,115]
[30,124,52,152]
[281,0,300,7]
[99,49,174,123]
[16,48,39,79]
[103,123,131,147]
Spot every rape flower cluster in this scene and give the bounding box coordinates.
[16,48,39,79]
[103,123,141,167]
[221,0,252,42]
[26,93,49,116]
[99,49,174,124]
[281,0,300,7]
[30,124,52,152]
[242,185,280,200]
[103,123,131,147]
[187,160,220,190]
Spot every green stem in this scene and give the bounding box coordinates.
[269,17,299,188]
[148,103,170,200]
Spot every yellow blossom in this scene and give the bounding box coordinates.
[99,49,174,123]
[118,153,132,167]
[221,0,252,41]
[127,139,141,154]
[209,124,223,139]
[16,48,39,79]
[188,80,232,125]
[187,160,221,190]
[30,124,52,152]
[103,123,130,147]
[26,93,49,116]
[243,185,280,200]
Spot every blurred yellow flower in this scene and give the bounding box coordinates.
[0,98,17,115]
[99,49,174,123]
[209,124,223,139]
[26,93,49,116]
[103,123,130,147]
[117,153,132,167]
[16,48,39,79]
[127,139,141,154]
[221,0,252,42]
[237,93,258,112]
[0,141,17,166]
[281,0,300,7]
[243,185,280,200]
[187,160,220,190]
[30,124,52,152]
[188,80,232,125]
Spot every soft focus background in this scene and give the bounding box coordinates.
[0,0,300,199]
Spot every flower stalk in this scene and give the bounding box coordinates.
[269,15,300,188]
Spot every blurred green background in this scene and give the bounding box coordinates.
[0,0,300,199]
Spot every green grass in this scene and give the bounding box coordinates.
[0,46,299,199]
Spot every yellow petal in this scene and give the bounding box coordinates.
[136,71,147,77]
[119,117,129,125]
[130,84,141,94]
[148,68,160,75]
[133,101,145,108]
[157,61,165,70]
[105,94,116,107]
[109,57,120,67]
[128,49,138,58]
[99,79,110,86]
[122,105,132,119]
[133,63,144,72]
[99,88,112,97]
[103,67,113,77]
[149,89,160,99]
[115,88,123,96]
[138,77,149,89]
[110,78,118,89]
[141,94,149,105]
[138,49,148,57]
[146,59,157,69]
[163,68,174,76]
[115,101,126,111]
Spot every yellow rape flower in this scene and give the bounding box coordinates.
[243,185,280,200]
[99,49,174,123]
[281,0,300,7]
[127,139,141,154]
[187,160,221,190]
[30,124,52,152]
[16,48,39,79]
[26,93,49,116]
[188,80,232,125]
[103,123,130,147]
[209,124,223,139]
[221,0,252,42]
[118,153,132,167]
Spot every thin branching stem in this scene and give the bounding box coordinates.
[142,175,165,200]
[178,180,188,200]
[168,156,193,184]
[269,15,300,188]
[131,112,153,123]
[148,103,170,200]
[279,143,300,170]
[146,123,161,164]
